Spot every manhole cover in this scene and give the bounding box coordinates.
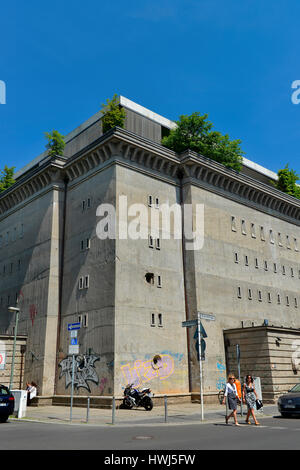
[133,436,153,440]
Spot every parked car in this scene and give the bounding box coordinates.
[277,383,300,417]
[0,385,15,422]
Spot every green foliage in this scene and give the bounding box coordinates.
[162,112,244,172]
[0,165,15,193]
[45,130,65,157]
[101,94,126,133]
[272,165,300,199]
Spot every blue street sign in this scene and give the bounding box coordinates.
[68,322,81,331]
[71,338,78,345]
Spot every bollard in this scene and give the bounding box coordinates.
[86,397,90,423]
[164,395,168,423]
[112,396,115,425]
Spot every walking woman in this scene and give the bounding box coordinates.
[243,375,260,425]
[222,374,241,426]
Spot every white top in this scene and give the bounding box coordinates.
[224,382,239,397]
[28,386,37,400]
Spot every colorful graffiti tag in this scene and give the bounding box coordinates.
[120,354,175,387]
[59,354,100,392]
[216,360,226,391]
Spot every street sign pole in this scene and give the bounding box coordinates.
[68,324,80,422]
[70,354,75,422]
[236,344,243,417]
[197,311,204,421]
[182,312,215,422]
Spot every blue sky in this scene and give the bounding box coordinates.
[1,0,300,175]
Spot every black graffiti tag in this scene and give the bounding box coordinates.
[59,354,100,392]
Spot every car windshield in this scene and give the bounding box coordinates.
[290,383,300,393]
[0,386,9,396]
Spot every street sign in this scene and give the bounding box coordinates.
[197,312,215,321]
[68,322,81,331]
[70,330,78,338]
[182,319,198,328]
[69,344,79,355]
[71,338,78,346]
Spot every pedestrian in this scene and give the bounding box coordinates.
[243,375,260,425]
[222,374,241,426]
[26,381,37,406]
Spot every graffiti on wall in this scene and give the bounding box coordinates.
[120,354,175,387]
[216,359,226,391]
[59,354,100,392]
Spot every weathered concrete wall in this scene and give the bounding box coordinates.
[224,327,300,402]
[182,182,300,401]
[0,184,64,395]
[114,165,189,396]
[57,165,116,396]
[266,328,300,399]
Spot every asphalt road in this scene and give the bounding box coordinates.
[0,415,300,451]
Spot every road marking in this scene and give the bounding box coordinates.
[268,427,287,430]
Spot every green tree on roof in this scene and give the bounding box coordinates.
[45,130,65,157]
[101,94,126,133]
[0,165,15,193]
[161,112,244,172]
[272,165,300,199]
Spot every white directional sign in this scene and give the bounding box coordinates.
[68,322,81,331]
[197,312,215,321]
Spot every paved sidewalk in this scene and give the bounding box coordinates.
[11,402,279,427]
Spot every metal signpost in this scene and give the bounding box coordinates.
[182,312,215,421]
[68,323,80,421]
[197,313,204,421]
[236,343,243,417]
[8,307,20,391]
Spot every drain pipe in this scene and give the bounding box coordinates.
[54,175,69,395]
[178,170,193,393]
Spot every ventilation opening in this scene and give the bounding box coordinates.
[145,273,154,284]
[152,354,162,370]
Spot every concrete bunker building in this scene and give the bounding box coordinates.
[0,96,300,404]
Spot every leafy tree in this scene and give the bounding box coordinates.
[101,94,126,133]
[45,130,65,157]
[162,112,244,172]
[272,165,300,199]
[0,165,15,193]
